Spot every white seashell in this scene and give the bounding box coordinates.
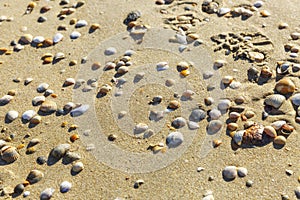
[53,33,64,43]
[60,181,72,193]
[70,31,81,39]
[32,36,45,43]
[218,99,231,110]
[182,90,195,99]
[221,76,233,84]
[54,52,65,60]
[45,89,54,96]
[70,104,89,117]
[20,34,33,44]
[24,77,33,85]
[134,123,148,134]
[156,62,169,71]
[23,191,30,197]
[229,81,241,89]
[291,93,300,106]
[40,188,54,200]
[75,20,88,28]
[72,161,84,173]
[209,109,221,120]
[51,144,71,159]
[264,94,285,108]
[64,78,75,86]
[171,117,186,129]
[0,95,14,105]
[22,110,36,121]
[103,62,116,70]
[37,83,49,93]
[166,132,183,148]
[222,166,237,180]
[263,126,277,138]
[105,47,117,55]
[271,120,286,130]
[207,120,223,134]
[233,130,245,145]
[237,167,248,177]
[188,121,199,130]
[32,96,46,106]
[190,109,206,122]
[218,7,231,15]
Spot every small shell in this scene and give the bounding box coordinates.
[30,115,42,124]
[291,93,300,106]
[28,138,40,147]
[75,20,88,28]
[190,109,206,122]
[168,100,180,109]
[90,23,100,30]
[260,10,271,17]
[218,7,231,15]
[291,32,300,40]
[273,135,286,145]
[50,144,71,159]
[72,161,84,173]
[222,166,237,180]
[134,123,148,134]
[26,170,44,184]
[63,151,81,163]
[39,100,57,113]
[0,95,14,105]
[70,104,89,117]
[63,102,76,112]
[40,188,54,200]
[6,110,19,121]
[218,99,231,110]
[206,120,223,134]
[221,76,233,85]
[70,31,81,39]
[104,47,117,55]
[177,61,189,71]
[227,123,238,131]
[229,112,240,120]
[232,130,245,145]
[275,77,295,94]
[156,62,169,71]
[166,132,183,148]
[180,69,190,77]
[24,77,33,85]
[209,109,221,120]
[271,120,286,130]
[64,78,75,86]
[0,145,19,163]
[117,66,128,74]
[171,117,186,129]
[32,96,46,106]
[70,134,79,142]
[37,83,49,93]
[212,139,222,148]
[237,167,248,177]
[264,94,285,109]
[32,36,45,43]
[103,62,116,71]
[263,126,277,137]
[53,33,64,43]
[99,84,112,94]
[26,146,36,154]
[281,124,294,135]
[60,181,72,193]
[214,60,227,68]
[22,110,36,121]
[54,52,65,60]
[20,34,33,44]
[188,121,200,130]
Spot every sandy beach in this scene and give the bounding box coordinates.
[1,0,300,199]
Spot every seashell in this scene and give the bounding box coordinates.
[156,62,169,71]
[37,83,49,93]
[232,130,245,145]
[40,6,52,13]
[260,10,271,17]
[291,32,300,40]
[0,145,19,163]
[273,135,286,145]
[291,93,300,106]
[271,120,286,130]
[134,123,148,134]
[20,34,33,44]
[60,181,72,193]
[32,96,46,106]
[103,62,116,71]
[99,84,112,94]
[117,66,128,74]
[242,124,264,145]
[263,126,277,138]
[64,78,75,86]
[165,79,175,87]
[70,133,79,142]
[72,161,84,173]
[6,110,19,121]
[104,47,117,56]
[0,140,7,148]
[14,183,25,194]
[281,124,294,135]
[0,95,14,105]
[30,115,42,124]
[214,60,227,68]
[276,62,290,75]
[230,105,246,113]
[209,109,221,120]
[204,97,214,106]
[264,94,285,109]
[212,139,222,148]
[177,61,189,71]
[24,77,33,85]
[290,52,298,58]
[39,100,57,113]
[50,143,71,159]
[180,69,190,77]
[190,109,206,122]
[244,111,255,119]
[229,81,241,89]
[37,16,47,23]
[237,167,248,177]
[221,76,233,85]
[171,117,186,129]
[70,104,89,117]
[26,170,44,184]
[63,151,81,163]
[206,120,223,134]
[63,102,76,112]
[218,99,231,110]
[26,146,36,154]
[28,138,40,147]
[75,20,88,28]
[275,77,295,94]
[166,132,183,148]
[90,23,100,30]
[218,7,231,15]
[168,100,180,109]
[43,39,53,47]
[227,123,238,131]
[134,179,145,188]
[40,188,54,200]
[229,112,240,120]
[253,0,264,8]
[222,166,237,180]
[32,36,45,44]
[182,90,195,99]
[54,52,65,61]
[70,31,81,39]
[188,121,200,130]
[22,110,36,121]
[53,33,64,43]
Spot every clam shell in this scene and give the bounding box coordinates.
[0,95,14,105]
[20,34,33,44]
[75,20,88,28]
[32,96,46,106]
[273,135,286,145]
[214,60,227,68]
[30,115,42,124]
[0,140,7,148]
[63,102,76,112]
[32,36,45,43]
[275,77,295,94]
[39,100,57,113]
[156,62,169,71]
[63,152,81,163]
[237,167,248,177]
[227,123,238,131]
[168,100,180,109]
[291,93,300,106]
[189,109,206,122]
[72,161,84,173]
[182,90,194,99]
[206,120,223,134]
[54,52,65,60]
[209,109,221,120]
[22,110,36,121]
[218,7,231,15]
[218,99,231,110]
[60,181,72,193]
[187,121,199,130]
[264,94,285,109]
[271,120,286,130]
[50,143,71,159]
[40,188,54,200]
[26,170,44,184]
[53,33,64,43]
[37,83,49,93]
[171,117,186,129]
[134,123,148,134]
[70,31,81,39]
[0,145,19,163]
[104,47,117,55]
[64,78,75,86]
[70,104,89,117]
[103,62,116,71]
[6,110,19,121]
[263,126,277,137]
[166,132,183,148]
[232,130,245,145]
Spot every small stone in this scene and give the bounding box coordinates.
[222,166,237,180]
[246,180,254,187]
[295,187,300,199]
[197,167,205,172]
[166,132,183,148]
[105,47,117,55]
[237,167,248,177]
[286,169,293,176]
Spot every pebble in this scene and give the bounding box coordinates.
[75,19,88,28]
[237,167,248,177]
[37,83,49,93]
[222,166,237,180]
[60,181,72,193]
[207,120,223,134]
[246,180,254,187]
[105,47,117,55]
[53,33,64,43]
[171,117,186,128]
[197,167,205,172]
[134,123,148,134]
[218,99,231,110]
[22,110,36,121]
[37,156,47,165]
[165,79,175,87]
[14,183,25,194]
[278,22,289,29]
[291,32,300,40]
[190,109,206,122]
[32,36,45,43]
[273,135,287,145]
[23,191,30,197]
[156,62,169,71]
[72,161,84,173]
[209,109,221,120]
[166,132,183,148]
[6,110,19,121]
[188,121,200,130]
[0,95,14,105]
[70,31,81,39]
[40,188,54,200]
[253,1,264,8]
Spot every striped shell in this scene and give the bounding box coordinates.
[0,145,19,163]
[264,94,286,108]
[39,100,57,113]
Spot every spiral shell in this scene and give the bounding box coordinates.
[0,145,19,163]
[264,94,286,109]
[26,170,44,184]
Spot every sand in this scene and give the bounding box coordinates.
[1,0,300,199]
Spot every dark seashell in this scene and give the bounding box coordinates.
[123,11,141,25]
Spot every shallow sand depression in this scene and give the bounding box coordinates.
[1,0,300,199]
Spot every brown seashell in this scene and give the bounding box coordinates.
[281,124,294,135]
[0,145,19,163]
[273,135,286,145]
[40,6,52,13]
[242,124,264,145]
[17,143,25,150]
[90,23,100,30]
[227,123,238,131]
[168,100,180,109]
[30,115,42,124]
[70,134,79,142]
[39,100,57,113]
[263,126,277,138]
[26,147,36,154]
[212,139,222,148]
[43,39,53,47]
[26,170,44,184]
[275,77,295,94]
[61,121,68,127]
